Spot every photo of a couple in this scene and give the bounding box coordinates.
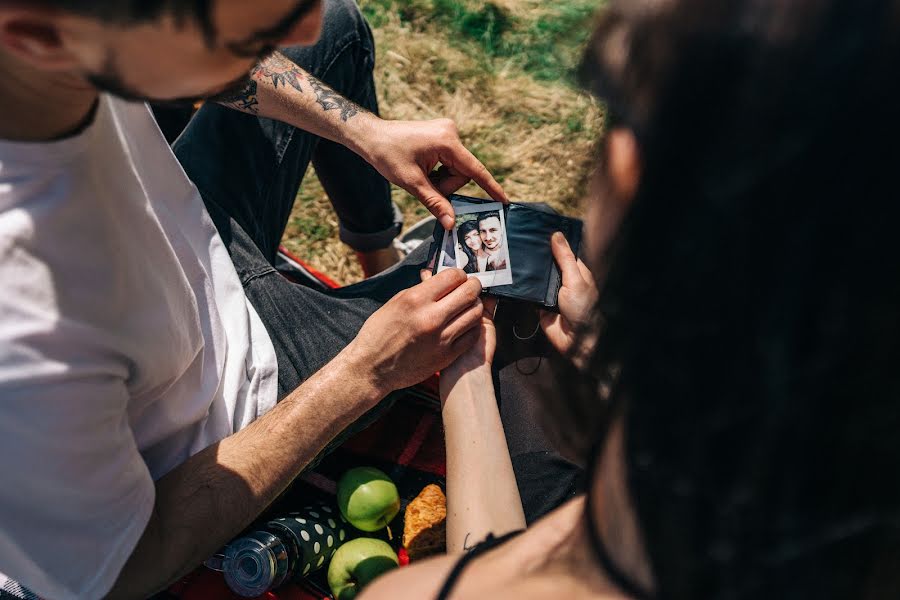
[437,201,513,287]
[456,212,507,274]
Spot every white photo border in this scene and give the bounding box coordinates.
[436,200,513,288]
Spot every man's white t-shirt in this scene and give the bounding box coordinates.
[0,95,279,599]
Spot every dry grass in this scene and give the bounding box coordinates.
[282,0,604,285]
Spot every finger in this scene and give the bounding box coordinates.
[576,258,594,284]
[436,276,483,319]
[540,310,574,355]
[449,326,480,356]
[551,232,584,289]
[418,268,468,301]
[441,143,508,203]
[539,310,559,337]
[408,174,456,230]
[420,269,433,283]
[431,165,471,198]
[443,298,484,342]
[555,287,581,321]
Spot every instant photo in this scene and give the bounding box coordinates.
[431,194,584,310]
[437,201,514,288]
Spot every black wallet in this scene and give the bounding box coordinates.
[430,194,584,311]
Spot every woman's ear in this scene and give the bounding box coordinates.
[0,8,84,71]
[607,128,641,204]
[583,128,642,271]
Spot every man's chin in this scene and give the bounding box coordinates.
[87,68,253,108]
[87,73,203,106]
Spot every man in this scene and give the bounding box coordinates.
[0,0,508,597]
[478,211,509,271]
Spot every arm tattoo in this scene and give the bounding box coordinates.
[211,78,259,114]
[462,533,474,551]
[252,52,304,93]
[307,75,367,122]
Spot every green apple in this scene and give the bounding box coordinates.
[327,537,399,600]
[337,467,400,532]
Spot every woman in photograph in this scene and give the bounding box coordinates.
[456,220,487,274]
[361,0,900,598]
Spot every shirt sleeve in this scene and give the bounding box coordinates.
[0,343,155,600]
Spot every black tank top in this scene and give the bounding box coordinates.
[435,531,524,600]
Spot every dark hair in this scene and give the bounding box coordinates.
[546,0,900,598]
[456,220,480,274]
[35,0,319,53]
[476,211,501,228]
[35,1,210,25]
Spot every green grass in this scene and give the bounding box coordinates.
[285,0,603,283]
[361,0,598,82]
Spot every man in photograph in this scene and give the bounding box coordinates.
[478,211,509,271]
[0,0,505,597]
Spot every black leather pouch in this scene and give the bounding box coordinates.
[430,194,583,311]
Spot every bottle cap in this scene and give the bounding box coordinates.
[222,531,289,597]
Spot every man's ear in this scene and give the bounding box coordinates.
[0,8,83,70]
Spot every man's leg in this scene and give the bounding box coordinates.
[173,0,401,269]
[174,0,578,516]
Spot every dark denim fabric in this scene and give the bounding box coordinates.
[173,0,399,258]
[174,0,582,520]
[0,4,583,600]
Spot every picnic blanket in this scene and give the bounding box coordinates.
[166,387,445,600]
[165,248,447,600]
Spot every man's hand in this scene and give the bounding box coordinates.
[357,118,507,230]
[215,53,505,229]
[418,270,497,386]
[346,269,485,394]
[540,232,599,368]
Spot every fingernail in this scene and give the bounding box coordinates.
[441,215,455,230]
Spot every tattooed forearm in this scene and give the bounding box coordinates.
[252,52,304,93]
[308,75,367,122]
[215,52,367,126]
[211,78,259,114]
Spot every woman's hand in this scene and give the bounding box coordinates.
[443,297,497,381]
[539,232,599,369]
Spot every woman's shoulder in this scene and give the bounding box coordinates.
[359,532,524,600]
[360,500,589,600]
[358,553,458,600]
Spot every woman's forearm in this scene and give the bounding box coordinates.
[440,366,526,553]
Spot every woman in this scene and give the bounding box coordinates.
[363,0,900,598]
[456,220,487,273]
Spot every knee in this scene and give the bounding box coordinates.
[279,0,377,89]
[319,0,376,61]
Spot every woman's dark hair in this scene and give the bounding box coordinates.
[546,0,900,598]
[457,220,481,274]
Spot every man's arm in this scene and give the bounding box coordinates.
[213,51,507,230]
[107,270,485,599]
[214,51,368,148]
